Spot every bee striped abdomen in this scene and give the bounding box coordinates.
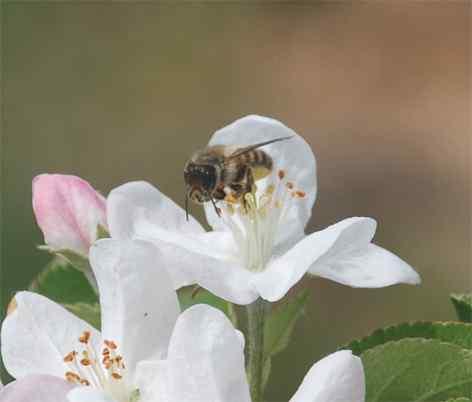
[247,150,273,180]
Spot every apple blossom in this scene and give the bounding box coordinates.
[1,239,180,402]
[69,305,364,402]
[107,115,421,305]
[33,174,108,257]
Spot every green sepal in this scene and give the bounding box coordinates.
[96,224,110,240]
[451,293,472,323]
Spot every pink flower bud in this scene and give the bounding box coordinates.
[32,174,107,256]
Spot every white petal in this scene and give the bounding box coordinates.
[165,305,251,402]
[0,375,74,402]
[134,360,170,402]
[1,292,101,379]
[255,217,376,301]
[107,181,204,240]
[154,238,259,305]
[205,115,317,241]
[311,243,421,287]
[67,388,116,402]
[89,239,180,377]
[289,350,365,402]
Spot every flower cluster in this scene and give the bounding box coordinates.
[1,115,421,402]
[1,239,365,402]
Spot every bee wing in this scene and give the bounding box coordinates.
[225,136,293,161]
[204,145,239,158]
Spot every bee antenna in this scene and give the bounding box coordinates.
[226,136,293,160]
[185,191,190,222]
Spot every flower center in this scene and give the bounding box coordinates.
[64,331,135,402]
[221,169,305,272]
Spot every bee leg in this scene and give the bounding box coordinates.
[247,168,256,194]
[208,193,222,217]
[241,168,256,212]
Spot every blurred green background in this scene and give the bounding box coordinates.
[1,1,470,399]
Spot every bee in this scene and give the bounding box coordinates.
[184,136,292,219]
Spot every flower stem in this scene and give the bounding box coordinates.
[247,298,266,402]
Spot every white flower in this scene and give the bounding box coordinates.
[107,115,421,304]
[1,239,182,402]
[92,305,364,402]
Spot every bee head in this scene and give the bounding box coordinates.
[183,162,217,200]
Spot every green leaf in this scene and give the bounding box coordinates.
[263,290,310,358]
[362,338,472,402]
[178,286,237,326]
[262,290,310,392]
[441,399,472,402]
[344,321,472,355]
[30,257,98,305]
[29,258,100,328]
[451,293,472,323]
[261,355,271,392]
[55,249,92,275]
[64,302,101,329]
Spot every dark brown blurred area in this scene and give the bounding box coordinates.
[2,2,470,399]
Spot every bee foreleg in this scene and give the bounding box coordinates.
[208,193,222,217]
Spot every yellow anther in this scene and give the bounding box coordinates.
[65,372,81,384]
[63,351,77,363]
[104,340,118,350]
[79,331,91,344]
[80,358,92,366]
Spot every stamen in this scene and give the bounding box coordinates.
[80,357,92,366]
[220,165,307,274]
[64,351,77,363]
[79,331,91,344]
[65,371,81,384]
[104,340,117,350]
[63,333,128,401]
